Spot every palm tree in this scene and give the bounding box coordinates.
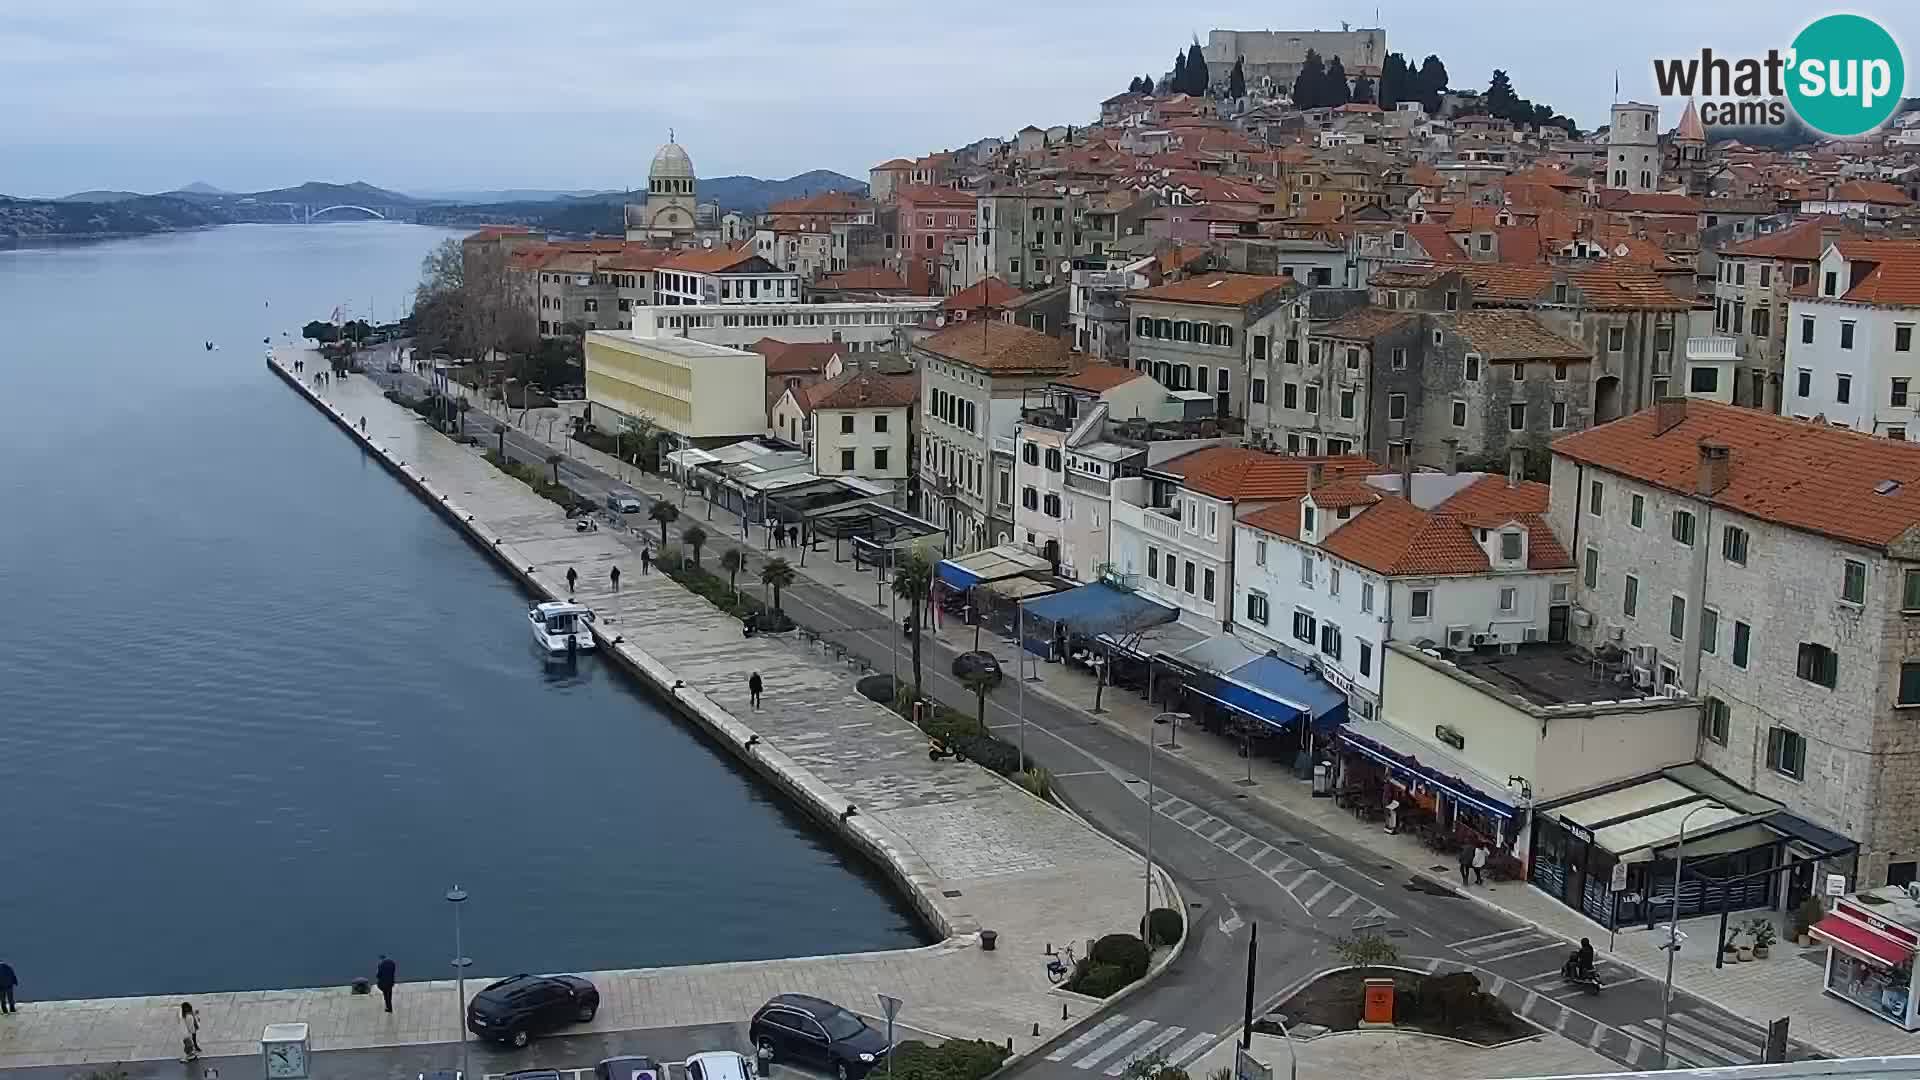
[682,524,708,568]
[648,500,679,548]
[546,452,563,486]
[720,548,746,598]
[962,671,995,736]
[892,551,933,696]
[760,557,796,613]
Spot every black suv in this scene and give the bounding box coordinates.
[465,974,600,1048]
[748,993,890,1080]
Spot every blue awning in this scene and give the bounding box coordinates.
[1021,581,1177,638]
[1224,656,1350,733]
[1337,721,1518,820]
[936,560,984,590]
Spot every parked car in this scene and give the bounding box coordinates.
[595,1058,662,1080]
[685,1051,754,1080]
[465,973,600,1048]
[952,650,1004,688]
[748,994,890,1080]
[606,491,644,515]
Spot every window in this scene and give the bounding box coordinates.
[874,414,889,433]
[1251,378,1267,404]
[1509,403,1526,431]
[840,414,855,434]
[1896,379,1911,408]
[1795,642,1838,688]
[1341,390,1357,419]
[1842,559,1867,605]
[1304,387,1319,414]
[1147,547,1159,578]
[1733,620,1751,669]
[1837,374,1853,404]
[1329,567,1341,597]
[1735,263,1747,286]
[1299,550,1314,585]
[1392,347,1407,370]
[1584,546,1599,588]
[1361,582,1375,613]
[1254,539,1268,567]
[1624,574,1639,617]
[1589,480,1604,515]
[1465,354,1481,382]
[1825,270,1839,297]
[1246,591,1270,625]
[1899,325,1914,352]
[1446,289,1460,310]
[1700,607,1719,654]
[1801,316,1816,345]
[1282,382,1298,409]
[1841,321,1856,350]
[1203,568,1216,602]
[1021,441,1038,465]
[1452,400,1467,427]
[1292,610,1317,644]
[1021,486,1038,511]
[1691,366,1720,394]
[1608,326,1625,352]
[1359,641,1373,677]
[1671,510,1696,546]
[1669,594,1687,640]
[874,447,889,471]
[1253,334,1269,361]
[1902,662,1920,706]
[1319,622,1342,659]
[1499,586,1517,612]
[1410,589,1432,619]
[1797,369,1812,398]
[1045,448,1062,472]
[1702,698,1730,745]
[1500,531,1522,561]
[1904,569,1920,611]
[840,449,856,470]
[1628,493,1645,529]
[1183,562,1195,595]
[1388,393,1406,420]
[1554,362,1568,382]
[1164,553,1177,586]
[1894,427,1909,441]
[1285,339,1299,364]
[1767,727,1807,780]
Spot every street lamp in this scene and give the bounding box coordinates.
[447,886,473,1080]
[1659,802,1724,1068]
[1145,711,1190,945]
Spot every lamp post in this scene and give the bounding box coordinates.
[1659,802,1723,1068]
[1145,711,1190,944]
[1016,599,1027,769]
[446,886,473,1080]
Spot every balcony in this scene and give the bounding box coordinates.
[1021,405,1074,431]
[1064,470,1111,497]
[1142,506,1182,540]
[992,435,1016,457]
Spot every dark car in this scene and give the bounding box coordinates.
[952,650,1004,688]
[465,973,600,1048]
[595,1058,662,1080]
[749,993,891,1080]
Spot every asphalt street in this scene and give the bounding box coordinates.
[361,368,1811,1079]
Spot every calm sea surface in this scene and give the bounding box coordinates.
[0,223,923,1001]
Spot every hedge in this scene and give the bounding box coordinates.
[902,698,1027,777]
[1141,907,1184,948]
[1067,961,1133,998]
[885,1040,1008,1080]
[1090,933,1150,981]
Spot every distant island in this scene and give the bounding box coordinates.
[0,171,867,240]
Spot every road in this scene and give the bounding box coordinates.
[363,367,1807,1079]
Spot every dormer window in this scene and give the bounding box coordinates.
[1500,530,1523,562]
[1303,504,1318,535]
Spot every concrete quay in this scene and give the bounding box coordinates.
[0,351,1159,1070]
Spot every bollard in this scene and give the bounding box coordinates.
[1061,1002,1068,1021]
[1006,1038,1013,1054]
[1032,1023,1040,1037]
[756,1046,773,1079]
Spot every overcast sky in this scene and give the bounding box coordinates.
[2,0,1914,198]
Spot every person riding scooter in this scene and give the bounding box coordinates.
[1562,937,1600,991]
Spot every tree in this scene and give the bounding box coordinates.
[648,500,680,548]
[546,452,563,486]
[760,557,796,613]
[962,671,995,736]
[892,551,933,696]
[1142,73,1156,95]
[1183,40,1209,95]
[1333,930,1400,973]
[1351,74,1376,104]
[720,547,746,597]
[302,320,338,343]
[1324,55,1352,106]
[1172,51,1187,96]
[1485,69,1522,122]
[1416,54,1450,112]
[1129,76,1143,95]
[1379,52,1411,108]
[618,412,656,468]
[1227,56,1246,99]
[1291,49,1326,107]
[682,524,707,568]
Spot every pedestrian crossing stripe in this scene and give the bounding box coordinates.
[1146,794,1394,924]
[1045,1016,1221,1072]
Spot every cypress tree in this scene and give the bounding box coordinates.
[1324,55,1351,106]
[1228,56,1246,98]
[1292,49,1326,108]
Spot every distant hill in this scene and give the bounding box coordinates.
[410,188,615,204]
[172,181,229,195]
[700,170,867,215]
[57,190,146,203]
[241,180,422,207]
[414,170,869,234]
[0,195,227,239]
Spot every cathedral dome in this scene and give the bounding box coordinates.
[650,141,695,181]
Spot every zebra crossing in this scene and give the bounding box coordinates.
[1618,1010,1773,1069]
[1042,1013,1221,1075]
[1449,926,1574,966]
[1149,793,1395,924]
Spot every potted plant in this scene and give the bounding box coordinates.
[1722,936,1742,964]
[1734,927,1755,962]
[1750,918,1777,959]
[1795,896,1826,946]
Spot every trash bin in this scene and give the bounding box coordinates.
[981,929,998,951]
[1312,760,1333,797]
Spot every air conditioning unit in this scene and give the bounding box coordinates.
[1499,642,1520,655]
[1446,626,1471,648]
[1633,643,1660,669]
[1658,683,1687,699]
[1472,631,1496,648]
[1570,607,1593,628]
[1905,882,1920,903]
[1524,627,1543,642]
[1632,664,1654,690]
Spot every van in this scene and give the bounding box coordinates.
[606,491,643,515]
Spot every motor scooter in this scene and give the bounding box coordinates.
[1561,953,1603,995]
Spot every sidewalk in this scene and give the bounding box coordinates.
[461,384,1920,1060]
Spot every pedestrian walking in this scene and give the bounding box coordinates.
[787,525,799,549]
[1457,844,1473,888]
[748,671,763,709]
[640,549,652,575]
[1472,842,1489,885]
[179,1002,202,1061]
[375,955,397,1013]
[566,567,578,594]
[610,566,622,591]
[0,960,17,1014]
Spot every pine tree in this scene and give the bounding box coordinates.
[1185,41,1210,95]
[1324,55,1351,106]
[1143,74,1156,95]
[1292,49,1326,108]
[1379,52,1409,108]
[1228,56,1246,99]
[1128,77,1143,95]
[1172,51,1187,95]
[1485,69,1521,122]
[1351,75,1375,104]
[1416,55,1449,112]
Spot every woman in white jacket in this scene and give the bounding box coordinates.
[179,1001,203,1061]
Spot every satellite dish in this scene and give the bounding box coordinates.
[1059,260,1072,274]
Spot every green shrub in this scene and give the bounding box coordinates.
[954,733,1021,775]
[1332,930,1399,971]
[1067,961,1133,998]
[1090,933,1151,980]
[885,1039,1008,1080]
[1141,907,1184,948]
[1016,766,1054,799]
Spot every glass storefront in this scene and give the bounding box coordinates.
[1828,949,1912,1024]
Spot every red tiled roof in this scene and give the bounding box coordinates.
[659,247,765,273]
[1444,311,1588,361]
[1131,272,1295,307]
[1599,190,1704,216]
[894,185,976,208]
[942,277,1022,312]
[751,339,844,374]
[1305,478,1383,509]
[919,320,1071,373]
[1827,180,1913,206]
[1319,307,1416,341]
[810,370,917,411]
[1310,476,1571,575]
[819,266,907,291]
[1722,216,1859,260]
[1057,364,1148,393]
[1552,398,1920,550]
[872,158,915,171]
[1448,262,1691,311]
[1158,450,1376,502]
[1831,239,1920,308]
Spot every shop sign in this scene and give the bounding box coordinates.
[1562,817,1594,844]
[1434,723,1466,750]
[1320,663,1355,696]
[1611,862,1629,892]
[1827,873,1848,897]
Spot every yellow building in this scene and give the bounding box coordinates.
[584,331,767,443]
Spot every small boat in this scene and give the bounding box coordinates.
[529,601,596,656]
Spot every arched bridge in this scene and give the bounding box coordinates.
[304,204,389,223]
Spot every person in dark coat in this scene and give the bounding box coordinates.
[748,671,763,709]
[610,566,622,591]
[1457,843,1474,887]
[566,567,578,594]
[640,549,651,574]
[375,955,397,1013]
[0,960,17,1013]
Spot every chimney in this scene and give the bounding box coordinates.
[1654,395,1688,436]
[1820,224,1841,258]
[1442,437,1460,475]
[1507,446,1526,487]
[1307,462,1324,490]
[1696,440,1731,496]
[1399,439,1415,495]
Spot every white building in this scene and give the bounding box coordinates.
[1782,239,1920,440]
[1232,465,1575,719]
[1550,396,1920,886]
[653,248,804,306]
[1606,102,1660,193]
[807,370,917,491]
[583,331,767,443]
[1800,180,1915,221]
[627,299,938,353]
[624,139,699,243]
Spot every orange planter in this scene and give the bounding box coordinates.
[1362,978,1396,1024]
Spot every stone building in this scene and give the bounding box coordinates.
[1201,28,1386,95]
[1549,397,1920,887]
[1606,102,1661,194]
[626,139,700,244]
[1128,272,1299,421]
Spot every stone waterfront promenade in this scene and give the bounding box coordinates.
[0,351,1155,1069]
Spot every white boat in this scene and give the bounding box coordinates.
[529,601,596,655]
